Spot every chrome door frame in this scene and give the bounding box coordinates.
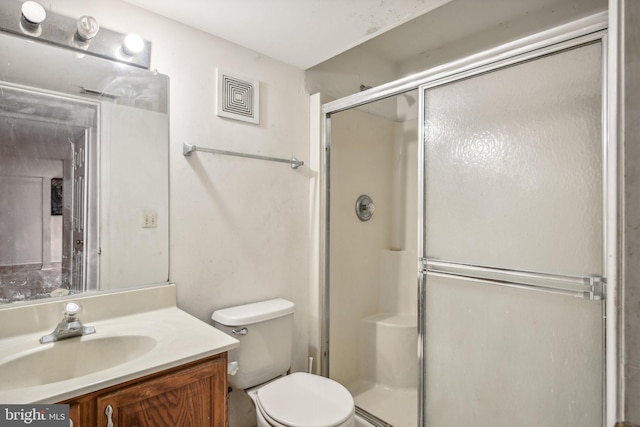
[321,11,616,427]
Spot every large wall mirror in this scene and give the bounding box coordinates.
[0,30,169,305]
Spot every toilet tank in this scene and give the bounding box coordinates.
[212,298,295,389]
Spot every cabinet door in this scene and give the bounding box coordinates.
[63,394,98,426]
[68,402,82,427]
[96,355,227,427]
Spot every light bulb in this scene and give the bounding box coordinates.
[76,16,99,41]
[123,33,144,56]
[21,1,46,25]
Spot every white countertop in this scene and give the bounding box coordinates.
[0,285,239,403]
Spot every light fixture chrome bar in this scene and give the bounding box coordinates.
[0,0,151,69]
[80,87,120,100]
[422,259,605,300]
[182,143,304,169]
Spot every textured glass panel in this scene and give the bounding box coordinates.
[424,42,603,276]
[425,275,603,427]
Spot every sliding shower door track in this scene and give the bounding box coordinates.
[355,406,394,427]
[421,258,605,300]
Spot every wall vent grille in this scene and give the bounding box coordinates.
[216,70,259,124]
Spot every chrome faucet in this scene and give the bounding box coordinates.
[40,301,96,344]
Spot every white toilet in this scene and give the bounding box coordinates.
[212,298,355,427]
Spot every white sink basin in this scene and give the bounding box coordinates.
[0,285,240,404]
[0,335,157,390]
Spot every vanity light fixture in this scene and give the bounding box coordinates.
[122,33,145,56]
[0,1,152,68]
[75,16,99,41]
[20,1,46,35]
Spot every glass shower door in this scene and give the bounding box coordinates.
[327,92,420,427]
[420,40,605,426]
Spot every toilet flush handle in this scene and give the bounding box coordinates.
[232,327,248,335]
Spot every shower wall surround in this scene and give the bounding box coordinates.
[327,93,420,426]
[329,106,396,387]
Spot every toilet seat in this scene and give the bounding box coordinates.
[255,372,354,427]
[255,405,354,427]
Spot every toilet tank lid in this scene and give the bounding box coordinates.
[211,298,295,326]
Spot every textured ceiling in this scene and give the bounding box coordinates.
[120,0,451,69]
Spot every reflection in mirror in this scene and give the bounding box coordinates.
[0,85,98,302]
[0,22,169,305]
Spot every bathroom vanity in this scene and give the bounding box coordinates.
[0,285,239,426]
[62,353,227,426]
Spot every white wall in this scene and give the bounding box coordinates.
[0,175,43,266]
[99,104,169,290]
[44,2,310,425]
[305,47,397,106]
[50,215,62,262]
[0,158,63,266]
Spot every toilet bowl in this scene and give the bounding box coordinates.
[248,373,355,427]
[211,299,355,427]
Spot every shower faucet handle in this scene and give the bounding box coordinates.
[355,195,375,221]
[366,202,375,214]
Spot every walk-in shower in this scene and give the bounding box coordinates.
[327,90,420,426]
[322,13,615,427]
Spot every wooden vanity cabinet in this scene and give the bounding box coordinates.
[60,353,227,427]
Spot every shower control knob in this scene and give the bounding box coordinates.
[355,195,375,221]
[366,202,375,214]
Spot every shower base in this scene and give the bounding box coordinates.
[348,380,417,427]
